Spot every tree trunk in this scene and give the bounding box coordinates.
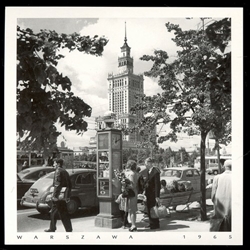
[215,138,222,173]
[200,131,208,221]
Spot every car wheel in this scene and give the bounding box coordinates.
[67,198,79,214]
[213,170,218,175]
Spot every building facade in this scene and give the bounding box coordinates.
[107,24,144,146]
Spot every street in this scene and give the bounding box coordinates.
[17,207,99,232]
[17,199,214,233]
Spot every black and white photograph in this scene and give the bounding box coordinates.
[4,6,243,245]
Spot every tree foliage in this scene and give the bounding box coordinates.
[127,18,231,220]
[17,26,108,156]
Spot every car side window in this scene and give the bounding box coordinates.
[163,170,172,177]
[25,172,40,180]
[173,170,181,178]
[185,170,193,177]
[76,173,92,185]
[193,169,200,176]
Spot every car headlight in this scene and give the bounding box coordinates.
[45,194,52,202]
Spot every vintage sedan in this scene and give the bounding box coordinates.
[207,165,225,175]
[160,167,201,191]
[20,168,98,214]
[17,166,55,204]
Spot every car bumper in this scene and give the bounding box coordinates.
[20,198,50,210]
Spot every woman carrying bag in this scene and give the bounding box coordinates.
[124,160,139,232]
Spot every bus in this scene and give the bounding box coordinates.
[194,155,231,172]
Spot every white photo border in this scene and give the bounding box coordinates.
[4,6,243,245]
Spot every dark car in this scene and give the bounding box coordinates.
[20,168,98,214]
[17,166,55,205]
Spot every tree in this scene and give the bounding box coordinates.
[161,147,174,167]
[189,150,199,167]
[205,18,231,173]
[177,147,189,164]
[17,26,108,157]
[129,18,231,220]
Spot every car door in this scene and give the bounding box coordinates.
[183,170,196,190]
[73,172,97,207]
[192,169,201,191]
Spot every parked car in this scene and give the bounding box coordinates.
[20,168,98,214]
[17,166,55,204]
[206,165,225,175]
[160,167,201,191]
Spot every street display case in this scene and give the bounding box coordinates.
[96,129,122,198]
[95,128,123,228]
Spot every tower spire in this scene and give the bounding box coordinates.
[124,21,127,43]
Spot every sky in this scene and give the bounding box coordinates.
[16,10,233,153]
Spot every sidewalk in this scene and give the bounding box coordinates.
[52,201,214,233]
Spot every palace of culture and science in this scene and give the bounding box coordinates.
[95,23,146,149]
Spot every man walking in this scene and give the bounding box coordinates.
[211,160,232,231]
[144,157,161,230]
[45,159,73,232]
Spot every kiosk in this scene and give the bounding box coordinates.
[94,125,123,228]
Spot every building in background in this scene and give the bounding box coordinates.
[105,23,145,148]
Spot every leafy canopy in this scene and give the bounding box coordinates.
[129,18,231,147]
[17,26,108,155]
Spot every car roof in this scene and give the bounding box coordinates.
[162,167,195,171]
[44,168,96,178]
[18,166,54,174]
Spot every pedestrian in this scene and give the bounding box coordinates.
[21,161,29,170]
[144,157,161,230]
[115,193,129,229]
[160,179,168,195]
[124,160,139,232]
[210,160,232,231]
[45,159,73,232]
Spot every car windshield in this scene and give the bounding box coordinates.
[162,169,182,178]
[18,169,32,177]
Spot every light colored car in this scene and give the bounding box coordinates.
[20,168,98,214]
[17,166,55,204]
[160,167,201,191]
[206,165,225,175]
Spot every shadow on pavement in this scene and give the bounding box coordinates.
[28,207,99,220]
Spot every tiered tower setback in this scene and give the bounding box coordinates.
[107,22,144,145]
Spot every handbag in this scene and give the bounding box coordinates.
[49,186,70,201]
[122,188,135,198]
[150,204,169,219]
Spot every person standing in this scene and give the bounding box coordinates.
[210,160,232,231]
[115,193,129,229]
[144,157,161,230]
[124,160,139,232]
[45,159,72,232]
[21,161,29,170]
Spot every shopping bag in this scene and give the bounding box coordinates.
[150,206,159,218]
[156,205,169,218]
[150,204,169,218]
